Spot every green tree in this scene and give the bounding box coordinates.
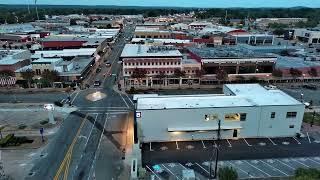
[21,69,34,88]
[273,28,286,37]
[218,166,238,180]
[173,68,185,78]
[41,70,59,87]
[272,69,283,78]
[155,71,166,87]
[70,19,77,26]
[308,67,318,77]
[289,68,302,78]
[235,75,246,82]
[294,168,320,180]
[215,68,228,84]
[195,69,205,78]
[131,68,147,79]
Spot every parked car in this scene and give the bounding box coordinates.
[303,84,317,90]
[96,68,102,73]
[94,80,101,86]
[106,62,111,67]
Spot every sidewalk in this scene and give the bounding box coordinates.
[0,87,69,94]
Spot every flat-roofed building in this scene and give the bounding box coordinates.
[232,33,274,45]
[294,28,320,44]
[134,84,304,143]
[121,44,183,77]
[0,50,31,72]
[255,18,308,29]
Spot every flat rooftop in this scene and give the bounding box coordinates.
[136,84,302,110]
[0,50,30,65]
[32,48,96,58]
[121,44,182,58]
[132,38,191,44]
[32,58,63,64]
[58,56,94,76]
[188,46,276,59]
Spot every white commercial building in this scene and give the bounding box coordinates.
[134,84,304,143]
[294,28,320,44]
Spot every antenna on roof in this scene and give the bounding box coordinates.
[34,0,39,21]
[27,0,30,14]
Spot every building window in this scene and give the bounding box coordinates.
[286,112,297,118]
[155,62,158,65]
[152,62,154,65]
[171,62,173,65]
[167,62,169,65]
[144,63,146,66]
[271,112,275,118]
[156,71,158,73]
[152,71,154,74]
[159,62,162,65]
[148,62,150,66]
[225,113,246,121]
[289,125,295,128]
[140,62,143,66]
[174,62,177,65]
[35,69,41,75]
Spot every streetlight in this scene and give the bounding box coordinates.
[209,119,221,179]
[300,93,304,102]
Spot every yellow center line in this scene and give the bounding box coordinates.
[54,114,88,180]
[63,154,71,180]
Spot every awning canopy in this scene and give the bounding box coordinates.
[168,125,242,132]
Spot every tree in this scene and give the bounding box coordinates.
[21,69,34,88]
[272,69,283,78]
[215,68,228,83]
[294,168,320,180]
[235,75,245,82]
[106,24,112,29]
[273,28,285,37]
[70,19,77,26]
[280,50,290,56]
[41,70,59,87]
[195,69,205,78]
[155,71,166,87]
[289,68,302,78]
[131,68,147,79]
[0,70,14,77]
[173,68,185,78]
[218,166,238,180]
[308,68,318,77]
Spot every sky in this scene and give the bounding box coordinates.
[2,0,320,8]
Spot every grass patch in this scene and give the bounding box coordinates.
[303,112,320,126]
[40,120,49,125]
[0,134,33,147]
[18,124,27,129]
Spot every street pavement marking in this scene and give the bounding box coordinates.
[201,140,206,149]
[306,158,320,165]
[226,161,254,178]
[195,163,209,174]
[117,91,129,108]
[244,160,271,177]
[179,163,187,170]
[260,160,289,176]
[84,114,98,148]
[54,114,88,180]
[162,164,181,180]
[292,137,301,144]
[71,91,80,104]
[124,93,134,106]
[150,142,153,151]
[292,159,310,168]
[307,132,311,143]
[276,159,295,170]
[268,138,277,145]
[226,139,232,147]
[243,138,252,146]
[146,165,162,180]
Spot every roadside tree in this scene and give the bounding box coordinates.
[215,68,228,84]
[21,69,34,88]
[289,68,302,79]
[218,166,238,180]
[308,67,318,77]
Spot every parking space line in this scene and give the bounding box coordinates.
[244,160,271,177]
[179,163,187,170]
[150,142,153,151]
[146,165,162,180]
[176,141,180,150]
[201,140,206,149]
[260,160,289,176]
[276,159,295,170]
[292,137,301,144]
[306,158,320,165]
[226,162,254,178]
[226,139,232,147]
[292,159,310,168]
[213,141,217,148]
[84,114,98,147]
[162,164,181,180]
[307,132,311,143]
[268,138,277,145]
[243,138,252,146]
[195,163,209,174]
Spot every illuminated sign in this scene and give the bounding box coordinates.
[136,112,141,118]
[204,114,219,121]
[44,104,54,111]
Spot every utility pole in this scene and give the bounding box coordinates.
[209,119,221,179]
[35,0,39,21]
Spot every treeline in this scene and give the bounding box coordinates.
[195,8,320,20]
[0,4,192,24]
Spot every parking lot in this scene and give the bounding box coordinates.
[142,134,320,179]
[146,156,320,179]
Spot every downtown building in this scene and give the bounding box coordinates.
[134,84,305,143]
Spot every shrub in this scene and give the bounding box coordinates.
[18,124,27,129]
[40,120,49,125]
[218,166,238,180]
[0,134,14,147]
[54,101,63,107]
[295,168,320,180]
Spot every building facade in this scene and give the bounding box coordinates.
[134,84,305,143]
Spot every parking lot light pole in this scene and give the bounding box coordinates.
[210,119,221,179]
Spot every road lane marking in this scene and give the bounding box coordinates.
[146,165,162,180]
[71,91,80,104]
[226,139,232,147]
[150,142,153,151]
[162,164,181,180]
[292,137,301,144]
[244,160,271,177]
[307,132,311,143]
[117,91,129,108]
[124,93,134,106]
[195,163,209,174]
[201,140,206,148]
[276,159,295,170]
[54,114,88,180]
[268,138,277,145]
[306,158,320,165]
[292,159,310,168]
[260,160,289,176]
[226,161,254,178]
[243,138,252,146]
[84,114,98,147]
[64,154,71,180]
[176,141,180,150]
[179,163,187,170]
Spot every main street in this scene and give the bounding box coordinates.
[25,23,135,180]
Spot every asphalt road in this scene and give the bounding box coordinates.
[25,24,135,180]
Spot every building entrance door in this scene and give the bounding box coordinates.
[233,129,238,138]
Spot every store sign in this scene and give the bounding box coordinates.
[44,104,54,111]
[204,114,219,121]
[136,112,141,118]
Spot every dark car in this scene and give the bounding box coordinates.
[106,62,111,67]
[96,68,102,73]
[303,84,317,90]
[94,80,101,86]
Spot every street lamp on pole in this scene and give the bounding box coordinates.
[209,119,221,179]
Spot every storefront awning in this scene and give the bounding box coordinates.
[168,125,242,132]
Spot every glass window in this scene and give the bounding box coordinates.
[225,113,246,121]
[271,112,275,118]
[240,113,246,121]
[286,112,297,118]
[289,125,294,128]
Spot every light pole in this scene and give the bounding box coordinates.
[209,119,221,179]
